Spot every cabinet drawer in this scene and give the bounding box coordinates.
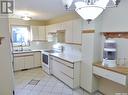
[60,71,73,88]
[60,63,74,79]
[52,56,74,68]
[93,66,127,86]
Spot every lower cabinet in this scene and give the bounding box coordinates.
[34,51,41,67]
[14,56,24,71]
[24,55,34,69]
[14,53,34,71]
[14,51,41,71]
[50,56,80,89]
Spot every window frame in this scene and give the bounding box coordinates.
[11,25,31,47]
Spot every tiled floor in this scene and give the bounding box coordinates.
[14,68,90,95]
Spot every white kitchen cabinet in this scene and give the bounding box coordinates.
[24,55,34,69]
[45,25,56,41]
[51,56,80,89]
[14,56,24,71]
[72,19,82,44]
[38,26,46,40]
[81,31,101,93]
[46,24,66,43]
[61,19,82,44]
[31,26,46,40]
[51,57,61,78]
[34,51,41,67]
[45,19,82,44]
[58,22,65,30]
[31,26,39,40]
[14,52,34,71]
[47,24,58,32]
[63,20,73,43]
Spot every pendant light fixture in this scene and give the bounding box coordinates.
[62,0,120,22]
[14,10,33,21]
[21,15,32,21]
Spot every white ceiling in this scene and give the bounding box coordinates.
[14,0,74,20]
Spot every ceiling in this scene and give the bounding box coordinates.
[13,0,75,20]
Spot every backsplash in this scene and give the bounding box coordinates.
[53,43,81,56]
[29,41,53,50]
[13,41,54,51]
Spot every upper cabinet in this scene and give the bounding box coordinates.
[63,19,82,44]
[38,26,46,40]
[63,20,73,43]
[45,24,59,40]
[72,19,82,44]
[31,26,46,41]
[31,26,39,40]
[45,19,83,44]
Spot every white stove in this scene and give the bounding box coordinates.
[42,50,60,74]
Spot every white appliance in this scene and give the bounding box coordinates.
[42,50,60,74]
[42,51,51,74]
[102,39,117,67]
[41,50,52,74]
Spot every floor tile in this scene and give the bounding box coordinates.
[14,68,88,95]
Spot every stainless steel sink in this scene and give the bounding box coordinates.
[13,49,32,53]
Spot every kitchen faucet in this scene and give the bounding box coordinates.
[19,41,25,51]
[60,45,64,52]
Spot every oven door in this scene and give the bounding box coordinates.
[42,53,49,67]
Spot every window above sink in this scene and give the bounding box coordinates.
[11,25,31,46]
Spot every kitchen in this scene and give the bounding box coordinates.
[0,0,128,95]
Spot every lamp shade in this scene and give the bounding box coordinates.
[75,2,104,20]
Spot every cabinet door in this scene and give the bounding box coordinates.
[58,22,64,30]
[31,26,39,40]
[34,52,41,67]
[81,33,94,92]
[45,25,56,40]
[52,58,61,77]
[72,19,82,44]
[14,56,24,71]
[81,33,99,93]
[24,55,34,69]
[38,26,46,40]
[64,21,73,43]
[80,62,93,92]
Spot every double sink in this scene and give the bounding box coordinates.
[13,49,33,54]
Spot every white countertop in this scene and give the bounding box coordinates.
[13,50,41,54]
[50,53,81,63]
